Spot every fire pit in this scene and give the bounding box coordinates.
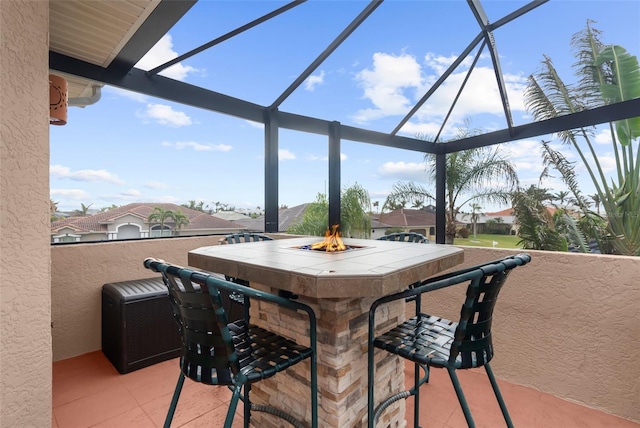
[296,225,367,252]
[188,236,464,427]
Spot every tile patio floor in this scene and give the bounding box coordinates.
[53,351,638,428]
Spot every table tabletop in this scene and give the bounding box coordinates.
[188,236,464,298]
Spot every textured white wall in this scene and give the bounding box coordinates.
[0,1,52,426]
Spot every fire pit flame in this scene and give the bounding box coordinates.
[311,224,347,252]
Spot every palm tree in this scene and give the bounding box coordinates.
[591,194,601,215]
[339,183,371,238]
[464,203,483,241]
[50,199,65,222]
[168,209,190,236]
[512,185,566,251]
[182,200,205,212]
[148,207,172,237]
[50,199,59,215]
[99,204,120,212]
[553,190,570,208]
[73,203,93,217]
[288,183,371,238]
[524,21,640,255]
[383,126,519,244]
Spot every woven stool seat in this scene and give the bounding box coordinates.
[374,314,488,370]
[230,320,314,383]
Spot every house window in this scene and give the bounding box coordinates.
[52,234,80,243]
[150,225,172,238]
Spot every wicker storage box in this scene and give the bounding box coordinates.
[101,278,181,374]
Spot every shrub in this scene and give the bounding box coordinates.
[457,227,470,238]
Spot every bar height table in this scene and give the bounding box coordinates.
[189,237,464,427]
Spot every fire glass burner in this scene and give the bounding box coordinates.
[296,244,367,252]
[296,224,358,252]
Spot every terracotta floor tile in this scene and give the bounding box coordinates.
[53,351,112,378]
[141,379,228,427]
[54,383,139,428]
[91,407,156,428]
[120,358,182,405]
[179,404,244,428]
[53,351,123,408]
[52,352,640,428]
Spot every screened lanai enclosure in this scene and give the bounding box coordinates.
[49,0,640,243]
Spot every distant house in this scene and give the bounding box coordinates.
[51,202,245,243]
[374,208,437,241]
[454,207,515,235]
[231,203,310,233]
[212,205,439,240]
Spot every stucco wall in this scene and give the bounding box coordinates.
[51,240,640,422]
[51,236,224,360]
[422,247,640,423]
[0,1,52,426]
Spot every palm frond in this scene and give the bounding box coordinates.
[525,59,585,145]
[571,19,607,107]
[557,213,590,252]
[382,181,432,212]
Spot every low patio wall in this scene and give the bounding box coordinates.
[51,239,639,422]
[422,247,639,423]
[51,236,221,361]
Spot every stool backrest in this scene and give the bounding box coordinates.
[225,233,273,244]
[449,254,530,368]
[377,232,428,244]
[144,260,239,385]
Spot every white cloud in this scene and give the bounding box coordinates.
[50,165,125,184]
[378,161,428,182]
[304,71,326,91]
[144,181,169,190]
[50,189,90,200]
[121,189,141,197]
[594,128,613,145]
[139,104,193,127]
[423,52,475,75]
[245,120,264,129]
[100,189,155,202]
[352,51,528,134]
[135,34,200,81]
[161,141,232,151]
[279,149,296,160]
[104,86,148,103]
[353,52,424,123]
[397,121,443,138]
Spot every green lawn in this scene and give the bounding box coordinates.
[454,233,523,249]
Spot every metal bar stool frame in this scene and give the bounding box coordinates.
[144,258,318,428]
[367,253,531,428]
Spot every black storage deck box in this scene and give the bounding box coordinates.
[102,278,181,374]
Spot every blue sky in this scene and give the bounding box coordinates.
[50,0,640,214]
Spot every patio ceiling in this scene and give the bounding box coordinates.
[48,0,640,241]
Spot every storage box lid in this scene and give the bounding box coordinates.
[102,278,168,302]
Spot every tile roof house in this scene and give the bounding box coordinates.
[374,208,437,241]
[51,203,245,242]
[231,203,310,233]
